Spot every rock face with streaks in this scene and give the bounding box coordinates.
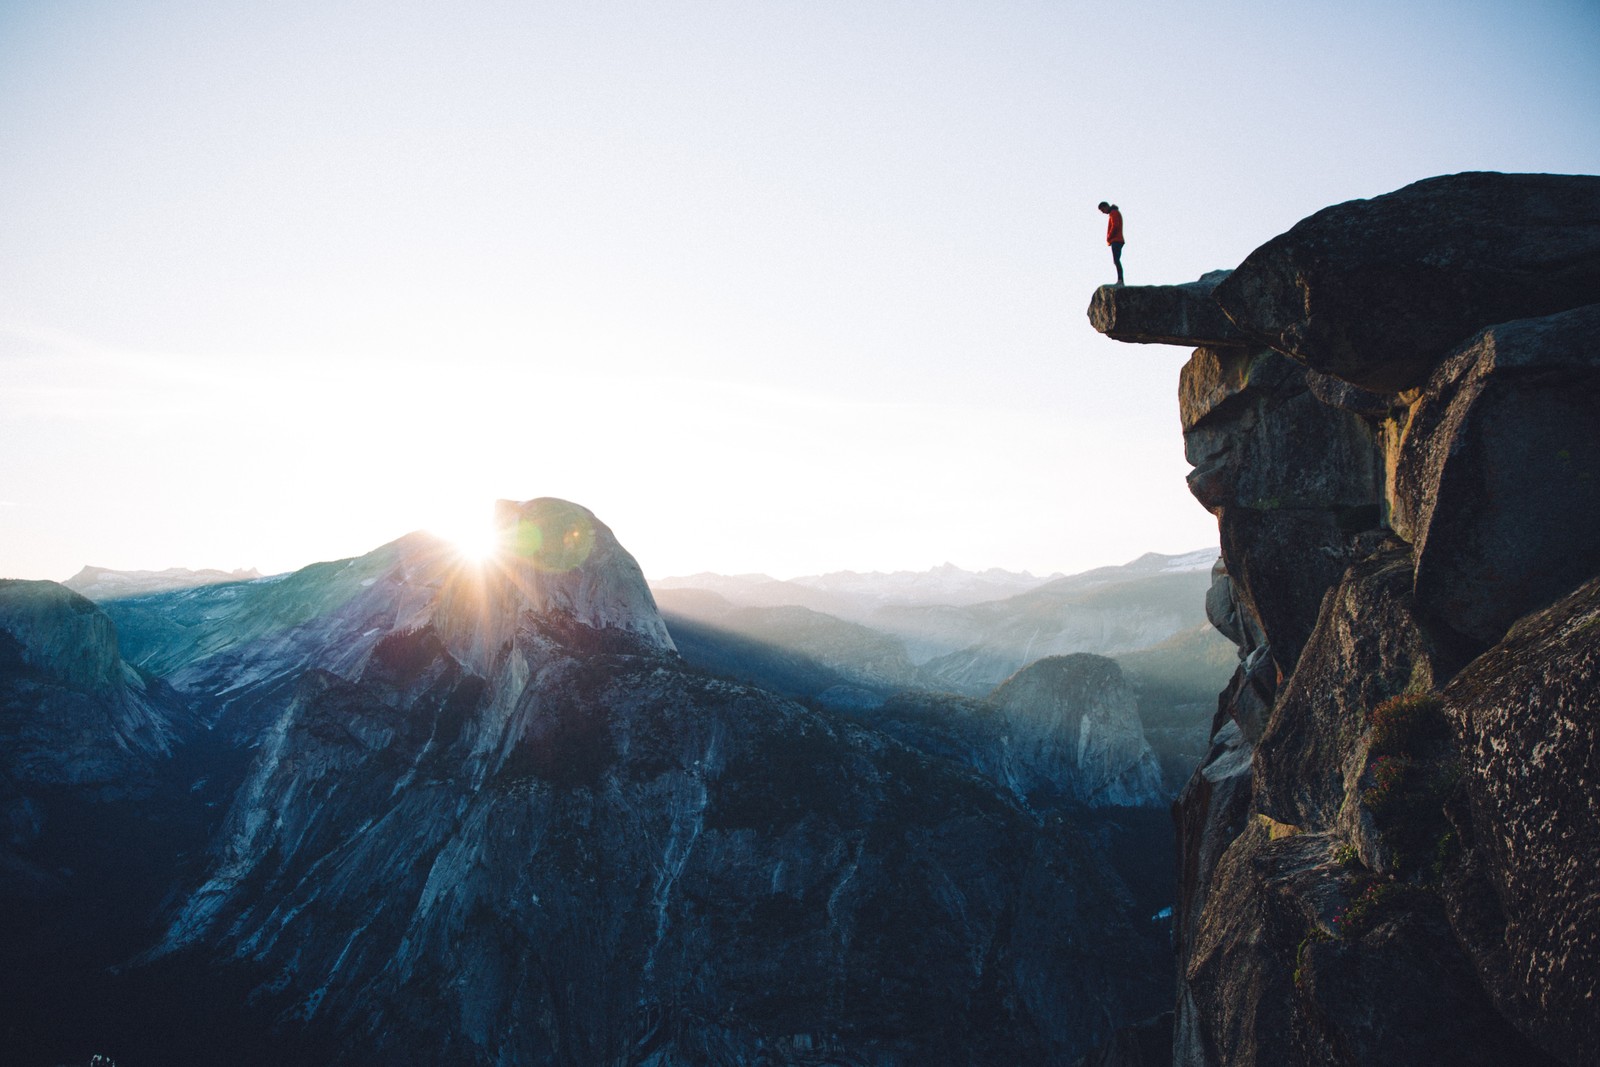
[989,654,1163,807]
[156,620,1163,1065]
[1088,172,1600,1066]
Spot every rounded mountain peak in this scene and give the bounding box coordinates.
[484,497,674,653]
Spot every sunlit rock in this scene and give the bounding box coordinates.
[488,497,675,652]
[102,498,673,742]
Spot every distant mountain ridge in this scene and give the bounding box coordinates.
[653,560,1066,617]
[64,565,263,600]
[655,552,1212,609]
[656,549,1223,696]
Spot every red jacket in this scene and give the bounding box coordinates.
[1106,209,1124,245]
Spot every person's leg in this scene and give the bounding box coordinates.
[1111,242,1125,284]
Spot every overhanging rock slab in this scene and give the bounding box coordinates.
[1088,270,1248,348]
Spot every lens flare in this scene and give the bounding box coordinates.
[509,505,594,572]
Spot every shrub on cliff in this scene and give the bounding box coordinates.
[1360,693,1458,876]
[1367,693,1448,758]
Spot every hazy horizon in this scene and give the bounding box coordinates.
[4,1,1597,583]
[57,529,1218,587]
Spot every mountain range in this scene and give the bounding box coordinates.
[1,498,1189,1065]
[654,550,1232,792]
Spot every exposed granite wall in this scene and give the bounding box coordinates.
[1088,172,1600,1066]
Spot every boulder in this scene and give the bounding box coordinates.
[1292,884,1560,1066]
[1179,823,1329,1067]
[1181,820,1554,1067]
[1220,645,1277,743]
[1089,271,1250,347]
[1302,368,1395,418]
[1394,304,1600,648]
[1203,557,1256,651]
[1179,346,1380,526]
[1252,543,1440,832]
[1443,576,1600,1064]
[1214,172,1600,392]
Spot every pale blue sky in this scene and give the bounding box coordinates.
[3,1,1597,580]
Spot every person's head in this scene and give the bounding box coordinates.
[1098,201,1111,213]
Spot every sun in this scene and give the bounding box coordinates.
[429,513,503,565]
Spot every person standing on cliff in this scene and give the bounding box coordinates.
[1098,201,1125,285]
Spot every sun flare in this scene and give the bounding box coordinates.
[432,518,502,565]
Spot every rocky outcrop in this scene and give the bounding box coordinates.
[1090,271,1248,347]
[1090,171,1600,1065]
[1212,172,1600,392]
[990,654,1164,806]
[0,580,190,792]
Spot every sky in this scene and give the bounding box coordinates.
[3,0,1597,582]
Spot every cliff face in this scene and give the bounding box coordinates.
[0,579,192,794]
[5,499,1174,1064]
[989,654,1164,807]
[152,621,1164,1065]
[0,580,199,1025]
[1089,172,1600,1066]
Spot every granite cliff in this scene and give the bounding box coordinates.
[3,499,1172,1065]
[1089,171,1600,1065]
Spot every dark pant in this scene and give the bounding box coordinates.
[1110,241,1125,282]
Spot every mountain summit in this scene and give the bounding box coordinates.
[425,498,676,671]
[484,497,674,653]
